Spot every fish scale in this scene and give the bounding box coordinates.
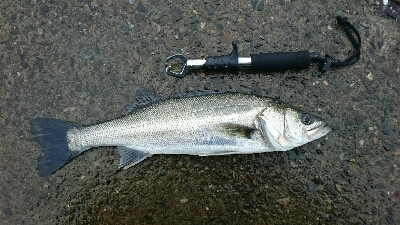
[69,93,267,153]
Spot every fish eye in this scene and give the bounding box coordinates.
[300,113,312,125]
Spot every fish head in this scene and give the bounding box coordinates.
[257,101,331,151]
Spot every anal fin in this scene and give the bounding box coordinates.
[117,146,152,169]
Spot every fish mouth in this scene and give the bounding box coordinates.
[307,123,331,141]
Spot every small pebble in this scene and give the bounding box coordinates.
[126,37,134,43]
[126,19,133,28]
[366,72,374,81]
[158,169,166,175]
[242,209,252,218]
[137,3,147,13]
[84,54,94,60]
[152,22,161,33]
[170,8,182,22]
[200,22,206,29]
[308,180,319,193]
[276,197,290,206]
[257,2,264,11]
[335,184,342,193]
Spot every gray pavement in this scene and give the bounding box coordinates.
[1,0,399,224]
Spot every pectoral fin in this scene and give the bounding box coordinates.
[117,146,152,169]
[217,123,256,139]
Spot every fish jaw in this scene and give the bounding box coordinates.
[259,119,330,151]
[305,123,331,141]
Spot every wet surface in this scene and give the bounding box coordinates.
[1,0,400,224]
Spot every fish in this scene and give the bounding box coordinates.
[30,89,331,177]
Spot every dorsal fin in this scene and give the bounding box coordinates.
[125,88,165,113]
[183,90,221,98]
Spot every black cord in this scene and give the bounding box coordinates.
[311,16,361,71]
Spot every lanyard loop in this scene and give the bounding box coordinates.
[311,16,361,71]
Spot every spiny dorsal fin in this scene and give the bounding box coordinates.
[125,88,165,113]
[126,89,220,113]
[183,90,221,98]
[217,123,256,139]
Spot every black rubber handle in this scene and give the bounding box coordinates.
[250,51,311,71]
[203,42,239,71]
[203,55,238,71]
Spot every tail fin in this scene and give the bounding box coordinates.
[30,118,82,177]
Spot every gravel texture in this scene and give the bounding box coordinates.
[0,0,399,224]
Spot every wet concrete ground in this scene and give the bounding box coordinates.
[1,0,400,224]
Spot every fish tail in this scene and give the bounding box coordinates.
[30,118,83,177]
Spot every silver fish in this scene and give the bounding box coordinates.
[30,90,331,177]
